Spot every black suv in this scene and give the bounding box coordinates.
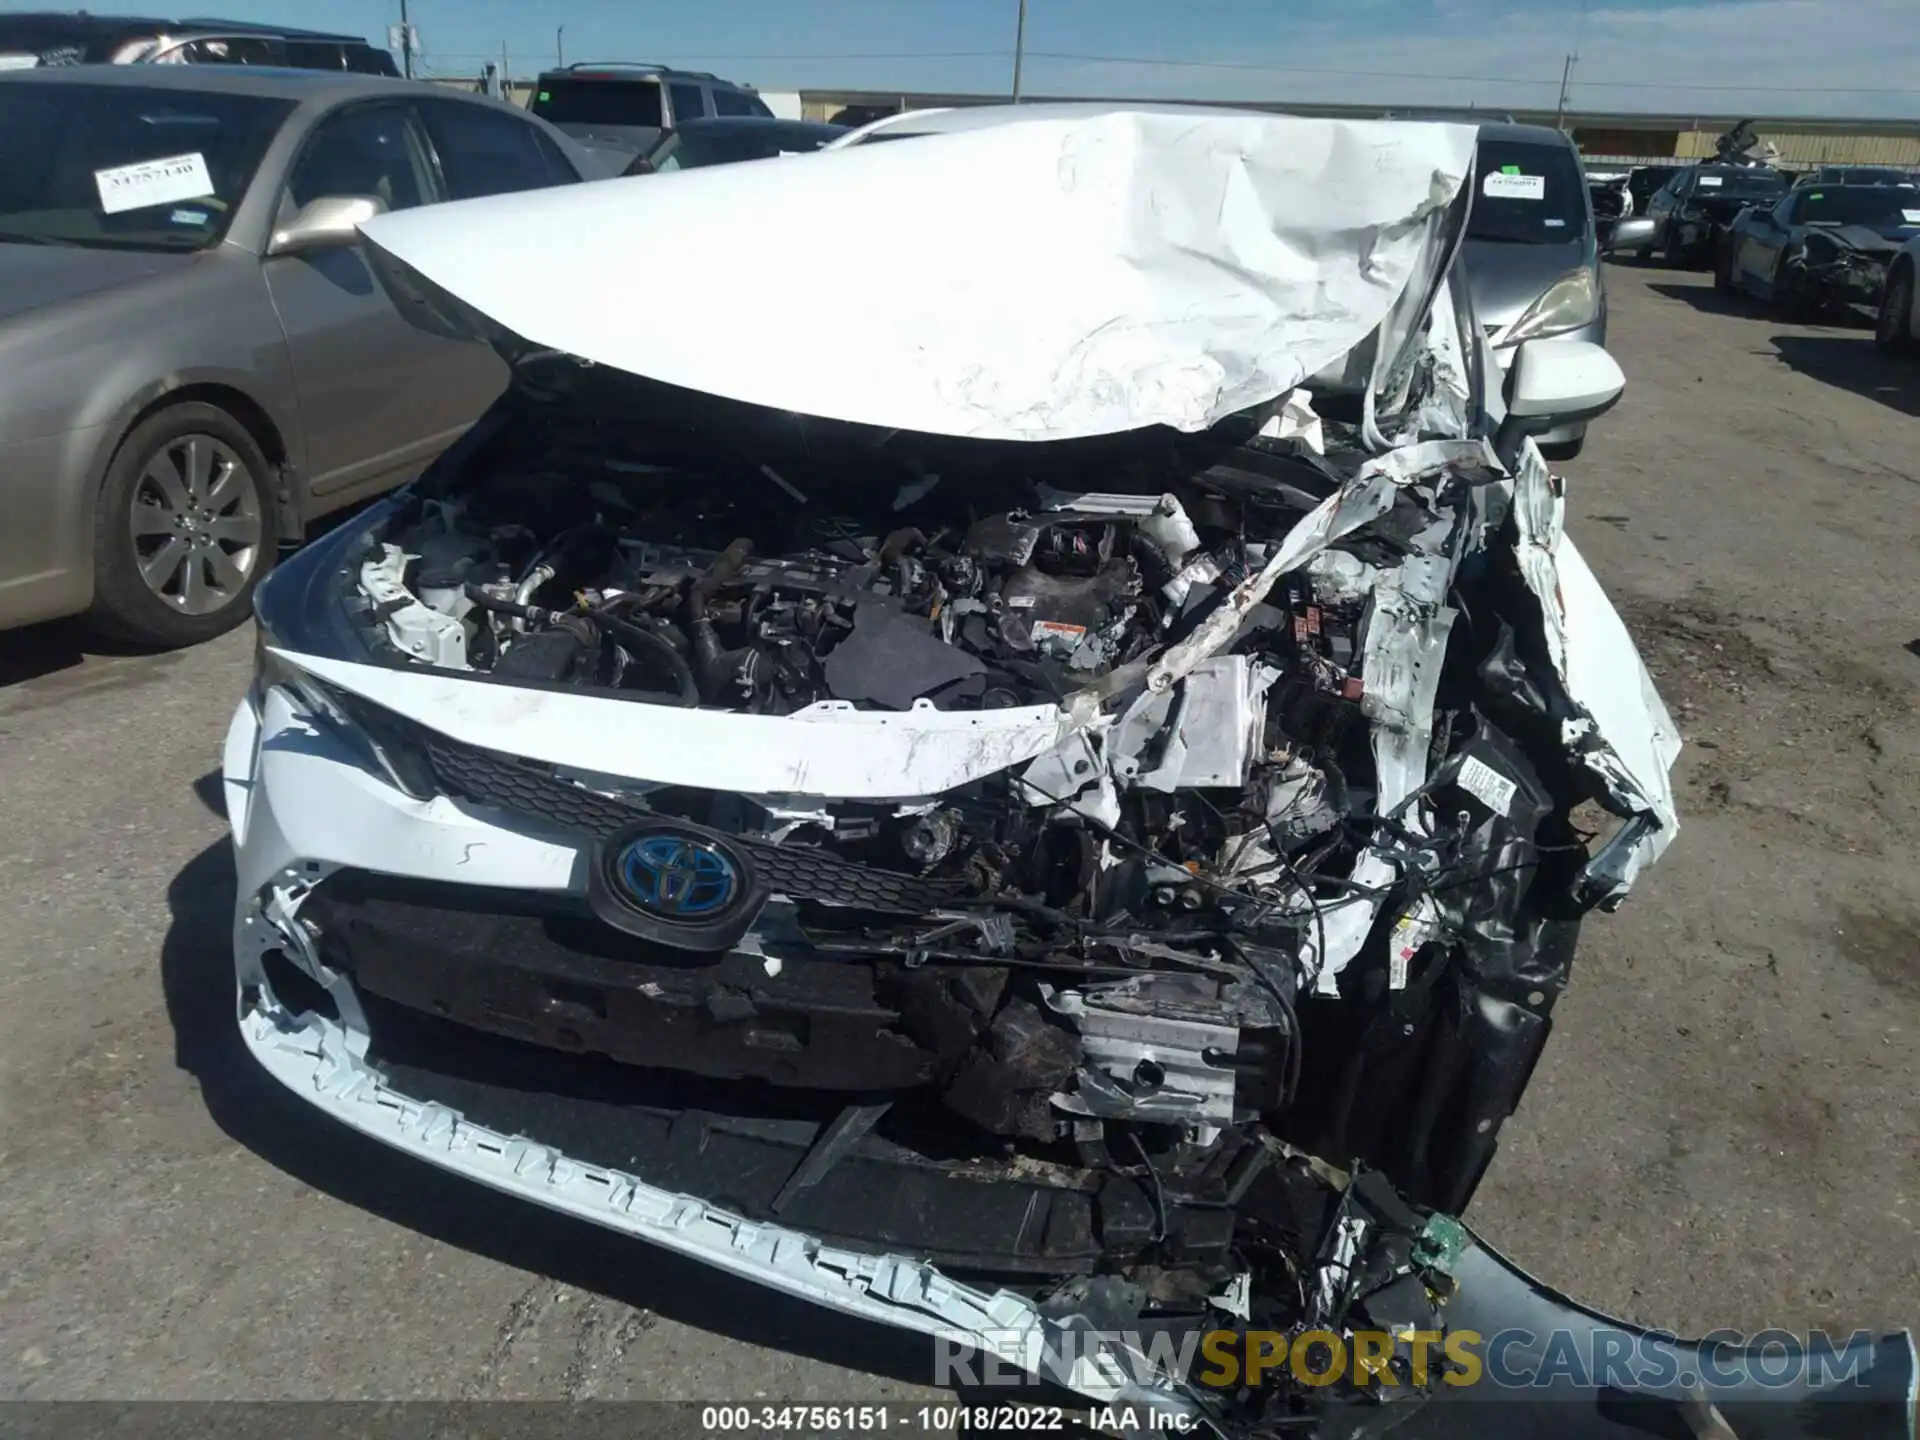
[528,62,772,166]
[0,12,397,73]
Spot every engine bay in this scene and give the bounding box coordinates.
[354,448,1375,717]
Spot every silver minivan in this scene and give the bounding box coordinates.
[1459,122,1607,457]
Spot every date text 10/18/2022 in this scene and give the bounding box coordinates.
[699,1406,1197,1433]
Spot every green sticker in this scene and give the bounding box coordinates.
[537,90,550,101]
[1808,191,1822,200]
[1501,164,1521,174]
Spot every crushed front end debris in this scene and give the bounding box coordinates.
[218,107,1914,1434]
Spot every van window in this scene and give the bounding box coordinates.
[420,100,579,198]
[710,88,766,118]
[668,83,706,123]
[529,79,663,129]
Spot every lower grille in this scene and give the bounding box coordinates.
[417,724,959,913]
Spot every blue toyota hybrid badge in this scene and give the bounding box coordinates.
[588,821,763,951]
[618,832,738,918]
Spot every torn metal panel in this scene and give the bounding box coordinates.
[1309,550,1458,993]
[273,650,1073,800]
[358,111,1476,441]
[1144,439,1491,695]
[1509,440,1682,901]
[234,990,1202,1422]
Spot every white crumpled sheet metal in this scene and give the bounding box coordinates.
[358,110,1476,441]
[1509,442,1683,901]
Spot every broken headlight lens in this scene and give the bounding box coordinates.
[251,632,435,799]
[1501,266,1599,345]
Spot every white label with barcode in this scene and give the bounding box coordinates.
[1457,755,1518,816]
[1482,172,1546,201]
[94,152,212,215]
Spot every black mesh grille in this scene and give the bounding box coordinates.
[746,840,958,914]
[423,731,641,834]
[417,724,958,914]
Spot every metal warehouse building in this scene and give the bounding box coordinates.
[795,92,1920,167]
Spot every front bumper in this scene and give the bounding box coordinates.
[223,691,1917,1434]
[225,686,1202,1417]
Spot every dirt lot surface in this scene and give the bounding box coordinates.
[2,260,1915,1400]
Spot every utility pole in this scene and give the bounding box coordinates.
[1011,0,1027,102]
[1555,0,1588,132]
[556,25,564,66]
[500,39,510,95]
[1553,51,1575,129]
[398,0,412,78]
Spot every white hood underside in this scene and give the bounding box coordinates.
[357,111,1476,440]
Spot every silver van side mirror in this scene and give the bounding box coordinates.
[268,195,388,257]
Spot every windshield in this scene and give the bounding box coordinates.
[1693,166,1786,199]
[0,84,290,251]
[1812,166,1907,186]
[529,78,662,129]
[662,125,834,169]
[1468,138,1586,244]
[1798,185,1920,227]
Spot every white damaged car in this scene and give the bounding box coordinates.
[221,108,1916,1434]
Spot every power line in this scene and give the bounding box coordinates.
[1027,49,1920,95]
[1036,50,1920,95]
[418,48,1008,62]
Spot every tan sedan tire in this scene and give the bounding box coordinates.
[88,402,279,647]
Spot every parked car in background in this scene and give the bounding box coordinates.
[1638,162,1789,266]
[1718,181,1920,319]
[1875,232,1920,352]
[1459,123,1605,457]
[1790,164,1912,190]
[527,62,770,171]
[1585,164,1629,245]
[1585,163,1682,247]
[0,65,591,644]
[0,12,397,73]
[624,116,844,174]
[1622,163,1680,216]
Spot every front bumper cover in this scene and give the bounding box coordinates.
[224,696,1916,1436]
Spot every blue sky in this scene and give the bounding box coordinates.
[6,0,1917,117]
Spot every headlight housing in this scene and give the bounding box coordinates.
[1501,267,1600,346]
[252,622,435,800]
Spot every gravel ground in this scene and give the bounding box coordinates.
[1,259,1915,1400]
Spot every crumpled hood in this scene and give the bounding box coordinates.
[357,110,1477,441]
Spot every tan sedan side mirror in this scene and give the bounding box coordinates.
[267,195,389,257]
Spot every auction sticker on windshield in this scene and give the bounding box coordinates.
[1698,174,1724,187]
[1903,209,1920,224]
[1483,172,1545,200]
[95,152,213,215]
